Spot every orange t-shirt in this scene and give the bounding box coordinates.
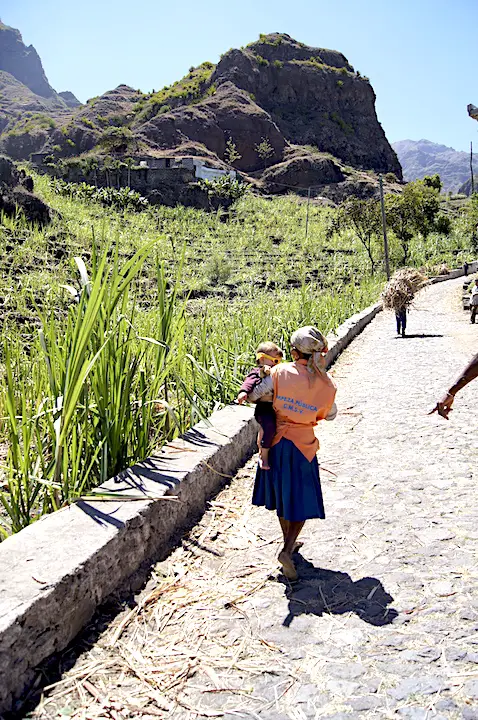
[270,359,336,462]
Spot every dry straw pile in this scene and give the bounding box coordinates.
[381,268,428,312]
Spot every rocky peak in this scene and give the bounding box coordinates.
[211,35,400,177]
[244,33,353,71]
[0,22,55,98]
[58,91,81,108]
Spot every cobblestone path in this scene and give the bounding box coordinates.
[29,278,478,720]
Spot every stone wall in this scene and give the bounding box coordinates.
[44,165,197,193]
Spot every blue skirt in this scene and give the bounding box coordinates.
[252,438,325,522]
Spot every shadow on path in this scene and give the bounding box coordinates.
[395,333,444,339]
[281,555,398,627]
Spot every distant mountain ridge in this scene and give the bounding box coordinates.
[392,139,471,193]
[0,21,80,115]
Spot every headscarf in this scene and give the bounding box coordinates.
[290,325,328,375]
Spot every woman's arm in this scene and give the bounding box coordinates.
[432,352,478,419]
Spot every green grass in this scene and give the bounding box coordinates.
[0,174,473,536]
[133,62,216,122]
[5,112,56,136]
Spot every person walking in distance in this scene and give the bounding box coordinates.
[395,307,407,337]
[470,278,478,324]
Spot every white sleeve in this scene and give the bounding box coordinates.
[247,375,274,403]
[325,402,337,421]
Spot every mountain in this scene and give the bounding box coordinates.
[458,176,477,197]
[0,20,56,97]
[392,139,471,193]
[0,21,80,132]
[0,28,401,201]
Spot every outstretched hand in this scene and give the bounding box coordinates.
[429,392,455,420]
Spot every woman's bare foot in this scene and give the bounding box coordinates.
[278,551,298,580]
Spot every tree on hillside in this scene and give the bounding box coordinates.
[224,137,241,166]
[463,193,478,252]
[125,157,135,188]
[82,156,99,186]
[423,174,442,192]
[340,197,381,274]
[103,155,114,187]
[385,193,415,265]
[111,158,124,188]
[255,137,274,170]
[385,179,445,265]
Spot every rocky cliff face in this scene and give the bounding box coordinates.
[209,34,400,176]
[0,22,56,97]
[58,91,81,108]
[0,20,80,132]
[392,139,471,193]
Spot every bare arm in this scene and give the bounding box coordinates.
[431,352,478,419]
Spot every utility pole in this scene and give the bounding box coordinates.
[379,174,390,280]
[305,187,311,239]
[471,141,475,195]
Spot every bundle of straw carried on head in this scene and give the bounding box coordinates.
[381,268,428,312]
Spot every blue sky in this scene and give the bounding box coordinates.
[3,0,477,152]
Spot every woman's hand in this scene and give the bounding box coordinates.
[430,392,454,419]
[237,391,248,405]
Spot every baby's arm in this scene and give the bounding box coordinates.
[247,375,274,403]
[237,369,261,404]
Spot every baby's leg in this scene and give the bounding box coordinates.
[257,427,264,450]
[259,446,270,470]
[259,413,275,471]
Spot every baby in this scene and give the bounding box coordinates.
[237,342,283,470]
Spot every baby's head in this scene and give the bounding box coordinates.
[256,341,283,367]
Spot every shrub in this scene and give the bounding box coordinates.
[273,60,283,69]
[330,112,354,135]
[435,213,452,235]
[98,126,135,153]
[198,176,248,202]
[337,80,344,88]
[51,179,148,211]
[205,253,232,285]
[385,172,399,183]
